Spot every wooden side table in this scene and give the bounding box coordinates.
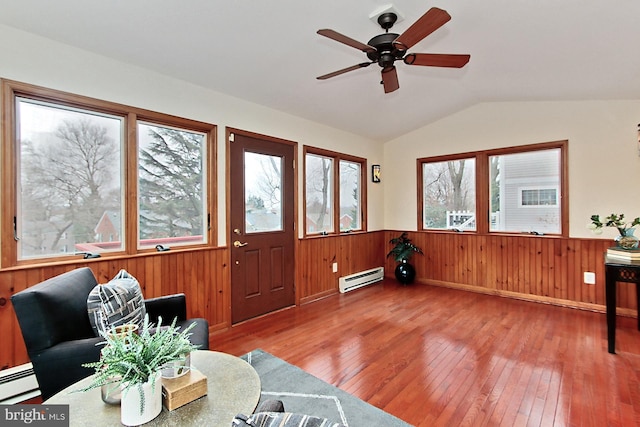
[605,255,640,354]
[46,350,260,426]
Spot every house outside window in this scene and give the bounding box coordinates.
[490,148,562,234]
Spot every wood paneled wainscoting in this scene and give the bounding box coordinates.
[0,247,230,371]
[1,230,631,371]
[297,231,386,304]
[385,231,637,315]
[0,231,385,371]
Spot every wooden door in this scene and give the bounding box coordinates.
[229,130,296,323]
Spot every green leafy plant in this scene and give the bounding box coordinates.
[589,214,640,236]
[387,232,423,262]
[78,315,198,413]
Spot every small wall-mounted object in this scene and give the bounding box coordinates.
[372,164,381,183]
[156,244,170,252]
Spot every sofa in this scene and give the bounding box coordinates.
[11,267,209,400]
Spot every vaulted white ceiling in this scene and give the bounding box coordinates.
[1,1,639,142]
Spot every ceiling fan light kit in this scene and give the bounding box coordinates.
[317,7,470,94]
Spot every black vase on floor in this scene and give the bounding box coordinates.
[394,259,416,285]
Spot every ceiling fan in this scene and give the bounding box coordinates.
[316,7,470,94]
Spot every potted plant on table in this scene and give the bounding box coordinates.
[387,232,423,284]
[79,316,198,426]
[590,213,640,250]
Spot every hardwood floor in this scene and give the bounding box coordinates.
[213,280,640,427]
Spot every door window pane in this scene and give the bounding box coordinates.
[305,153,334,234]
[339,160,361,231]
[138,122,206,247]
[244,152,283,233]
[17,98,124,259]
[422,158,476,230]
[490,149,561,234]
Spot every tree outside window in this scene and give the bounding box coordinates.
[422,158,476,230]
[138,123,207,247]
[305,153,333,234]
[17,99,123,259]
[339,160,361,231]
[304,148,366,236]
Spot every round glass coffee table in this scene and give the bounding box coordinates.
[46,350,260,426]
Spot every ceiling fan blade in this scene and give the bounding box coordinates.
[381,66,399,93]
[317,29,376,53]
[404,53,470,68]
[317,62,372,80]
[393,7,451,51]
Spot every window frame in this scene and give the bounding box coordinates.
[135,119,210,250]
[303,146,367,237]
[419,154,477,232]
[1,79,217,268]
[417,140,568,237]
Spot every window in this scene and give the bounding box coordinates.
[305,153,334,234]
[1,80,216,266]
[421,157,476,230]
[419,141,567,236]
[304,147,366,235]
[339,160,362,231]
[244,151,283,233]
[489,148,562,234]
[137,122,207,248]
[15,97,124,259]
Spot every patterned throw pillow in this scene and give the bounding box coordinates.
[232,413,345,427]
[87,269,146,336]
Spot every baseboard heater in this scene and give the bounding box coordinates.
[0,363,40,404]
[339,267,384,293]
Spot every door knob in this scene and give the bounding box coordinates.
[233,240,248,248]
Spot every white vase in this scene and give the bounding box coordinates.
[120,371,162,426]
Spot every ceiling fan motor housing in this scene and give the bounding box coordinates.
[366,33,406,67]
[366,12,406,68]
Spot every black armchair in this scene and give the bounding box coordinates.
[11,267,209,401]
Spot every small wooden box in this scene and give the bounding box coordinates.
[161,369,208,411]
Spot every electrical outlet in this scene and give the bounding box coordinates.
[584,272,596,285]
[332,262,338,273]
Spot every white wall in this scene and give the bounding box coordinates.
[0,25,385,245]
[5,23,638,244]
[384,100,640,239]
